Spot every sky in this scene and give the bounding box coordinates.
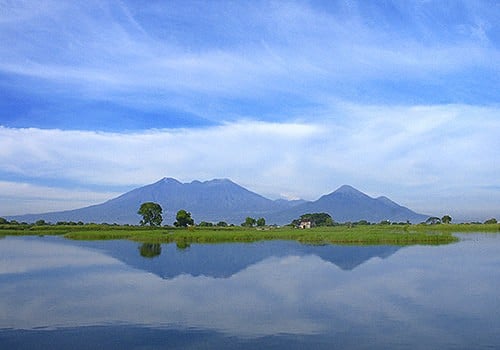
[0,0,499,222]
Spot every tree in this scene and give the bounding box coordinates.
[242,217,256,227]
[484,218,497,224]
[425,217,441,225]
[292,213,334,227]
[216,221,228,227]
[198,221,213,227]
[174,209,194,227]
[138,202,163,227]
[0,217,9,224]
[441,215,452,224]
[256,217,266,227]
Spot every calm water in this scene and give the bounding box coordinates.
[0,234,499,349]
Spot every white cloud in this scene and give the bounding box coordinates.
[0,181,121,216]
[1,103,499,219]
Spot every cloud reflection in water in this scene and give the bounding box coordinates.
[0,235,499,348]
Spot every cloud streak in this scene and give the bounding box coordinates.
[1,0,498,120]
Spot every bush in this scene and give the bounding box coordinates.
[198,221,214,227]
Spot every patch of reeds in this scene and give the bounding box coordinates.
[2,223,498,245]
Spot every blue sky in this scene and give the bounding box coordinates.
[0,0,499,221]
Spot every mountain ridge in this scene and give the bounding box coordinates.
[6,178,429,225]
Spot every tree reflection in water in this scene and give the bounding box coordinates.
[176,240,190,250]
[139,243,162,258]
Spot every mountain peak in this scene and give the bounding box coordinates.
[156,178,235,186]
[203,178,234,185]
[334,185,363,195]
[318,184,371,202]
[159,177,182,185]
[156,178,236,186]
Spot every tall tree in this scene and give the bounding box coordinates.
[242,217,256,227]
[137,202,163,226]
[256,217,266,227]
[174,209,194,227]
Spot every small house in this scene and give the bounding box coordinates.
[298,219,314,229]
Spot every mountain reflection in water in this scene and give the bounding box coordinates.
[0,235,499,350]
[110,240,401,278]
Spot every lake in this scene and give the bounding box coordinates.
[1,234,499,349]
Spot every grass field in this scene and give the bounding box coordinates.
[2,222,497,245]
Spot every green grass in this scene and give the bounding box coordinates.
[412,223,500,232]
[3,223,494,245]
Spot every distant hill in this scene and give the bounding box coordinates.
[268,185,428,224]
[7,178,428,225]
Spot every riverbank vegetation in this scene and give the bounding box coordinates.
[1,220,498,245]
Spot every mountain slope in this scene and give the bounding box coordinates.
[268,185,428,224]
[8,178,293,225]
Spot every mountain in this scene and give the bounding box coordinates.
[268,185,428,224]
[8,178,295,225]
[7,179,428,225]
[273,198,308,208]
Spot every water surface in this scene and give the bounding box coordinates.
[0,234,499,349]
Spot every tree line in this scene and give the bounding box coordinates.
[137,202,195,227]
[137,202,266,228]
[1,204,498,228]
